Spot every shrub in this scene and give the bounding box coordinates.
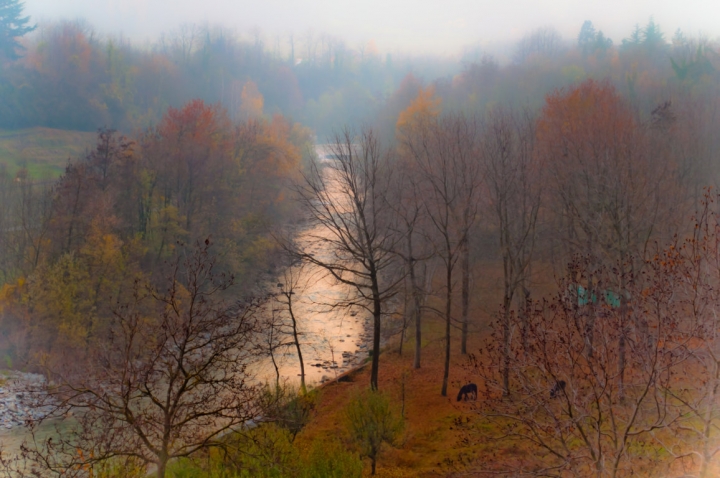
[299,440,362,478]
[345,389,404,475]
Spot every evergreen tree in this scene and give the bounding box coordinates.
[578,20,612,57]
[578,21,596,56]
[621,24,642,50]
[642,17,666,51]
[0,0,35,60]
[594,31,612,54]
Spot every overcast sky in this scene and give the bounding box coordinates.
[23,0,720,55]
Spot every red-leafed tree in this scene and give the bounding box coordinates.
[154,99,233,235]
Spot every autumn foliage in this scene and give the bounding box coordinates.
[0,100,311,367]
[537,79,675,266]
[474,192,720,477]
[396,85,442,141]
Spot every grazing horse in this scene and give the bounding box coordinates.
[457,383,478,401]
[550,380,566,398]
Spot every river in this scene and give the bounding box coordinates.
[0,145,372,460]
[253,144,372,386]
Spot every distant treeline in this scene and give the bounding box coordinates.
[2,18,719,139]
[0,20,455,135]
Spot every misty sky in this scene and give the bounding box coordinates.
[24,0,719,55]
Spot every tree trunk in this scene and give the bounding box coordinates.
[618,267,628,401]
[371,274,382,391]
[502,294,512,396]
[460,236,470,354]
[699,358,720,478]
[585,272,596,358]
[519,284,530,353]
[618,329,626,401]
[270,341,280,390]
[441,263,452,397]
[289,297,306,393]
[618,287,628,401]
[399,285,408,357]
[156,456,167,478]
[407,235,423,369]
[413,276,422,369]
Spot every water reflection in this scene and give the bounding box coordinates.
[253,147,370,386]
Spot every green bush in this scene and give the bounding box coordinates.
[344,389,404,475]
[93,456,148,478]
[259,385,318,442]
[234,425,298,478]
[298,440,363,478]
[168,455,235,478]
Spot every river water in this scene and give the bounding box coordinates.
[253,231,372,386]
[253,144,372,386]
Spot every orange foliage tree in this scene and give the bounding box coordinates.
[536,80,679,384]
[239,80,264,120]
[395,85,441,145]
[537,79,674,266]
[392,85,444,370]
[153,99,233,235]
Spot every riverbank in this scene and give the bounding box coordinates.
[0,371,52,431]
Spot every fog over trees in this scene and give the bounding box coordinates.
[2,5,720,476]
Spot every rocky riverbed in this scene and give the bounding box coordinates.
[0,372,53,430]
[311,314,376,385]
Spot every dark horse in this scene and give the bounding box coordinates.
[457,383,478,401]
[550,380,566,398]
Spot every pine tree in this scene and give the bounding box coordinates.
[621,24,642,50]
[578,21,596,56]
[642,17,665,50]
[0,0,35,60]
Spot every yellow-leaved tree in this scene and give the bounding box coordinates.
[395,85,441,145]
[239,80,264,120]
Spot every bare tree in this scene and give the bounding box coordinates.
[404,112,482,396]
[388,159,433,369]
[261,304,286,390]
[538,81,676,399]
[659,194,720,478]
[11,173,54,276]
[473,256,683,477]
[291,128,401,390]
[481,108,542,395]
[274,260,309,393]
[514,26,564,63]
[18,239,263,478]
[161,23,201,66]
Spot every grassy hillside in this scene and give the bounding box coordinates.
[285,263,558,476]
[0,128,98,178]
[296,324,488,477]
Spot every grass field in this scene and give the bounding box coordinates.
[295,315,491,477]
[0,128,98,179]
